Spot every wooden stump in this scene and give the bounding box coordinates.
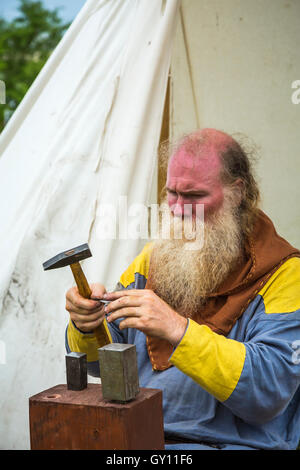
[29,384,165,450]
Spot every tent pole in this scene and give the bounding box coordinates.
[157,75,170,204]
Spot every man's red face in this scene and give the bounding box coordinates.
[166,147,224,220]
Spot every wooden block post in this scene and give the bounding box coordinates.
[29,384,165,450]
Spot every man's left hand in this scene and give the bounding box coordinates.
[103,289,188,347]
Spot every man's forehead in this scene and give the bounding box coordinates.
[168,128,234,173]
[169,146,222,175]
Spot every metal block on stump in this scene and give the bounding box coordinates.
[98,343,139,402]
[65,352,87,391]
[29,384,165,450]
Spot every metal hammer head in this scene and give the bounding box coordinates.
[43,243,92,271]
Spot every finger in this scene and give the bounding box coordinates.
[66,288,104,311]
[71,309,106,324]
[105,296,141,314]
[75,316,105,333]
[90,283,107,299]
[106,307,140,324]
[66,299,105,315]
[118,317,140,331]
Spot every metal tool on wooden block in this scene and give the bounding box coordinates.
[43,243,110,346]
[66,352,87,391]
[98,343,140,403]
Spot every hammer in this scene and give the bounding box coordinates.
[43,243,110,345]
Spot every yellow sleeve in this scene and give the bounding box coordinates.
[66,319,112,362]
[170,257,300,401]
[169,319,246,402]
[119,242,153,288]
[258,257,300,314]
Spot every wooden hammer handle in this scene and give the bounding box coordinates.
[70,262,110,346]
[70,262,92,298]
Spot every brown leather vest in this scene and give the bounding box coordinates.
[145,210,300,371]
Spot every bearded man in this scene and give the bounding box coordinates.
[65,128,300,450]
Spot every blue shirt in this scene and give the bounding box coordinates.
[66,243,300,450]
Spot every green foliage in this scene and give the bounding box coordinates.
[0,0,70,131]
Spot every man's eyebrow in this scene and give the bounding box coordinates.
[166,187,208,195]
[183,190,208,195]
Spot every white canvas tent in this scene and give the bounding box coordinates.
[0,0,179,449]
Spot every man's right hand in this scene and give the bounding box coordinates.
[65,283,107,333]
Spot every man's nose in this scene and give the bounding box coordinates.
[172,197,193,217]
[172,202,183,217]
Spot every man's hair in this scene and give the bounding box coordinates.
[158,130,260,238]
[219,135,260,237]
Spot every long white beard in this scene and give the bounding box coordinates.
[149,191,244,318]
